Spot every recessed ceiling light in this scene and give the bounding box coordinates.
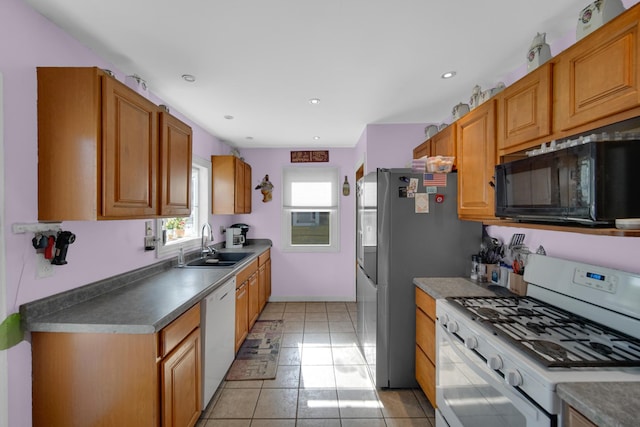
[181,74,196,82]
[246,136,254,140]
[308,98,321,105]
[441,71,457,79]
[313,136,321,140]
[224,115,234,120]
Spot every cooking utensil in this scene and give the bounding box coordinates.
[508,233,525,249]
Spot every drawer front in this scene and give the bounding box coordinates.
[236,258,259,285]
[258,249,271,265]
[416,308,436,364]
[160,303,200,358]
[415,288,436,321]
[415,345,437,408]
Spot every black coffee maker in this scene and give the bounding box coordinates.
[230,223,250,246]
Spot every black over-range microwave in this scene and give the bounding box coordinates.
[495,139,640,226]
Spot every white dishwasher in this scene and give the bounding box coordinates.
[201,276,236,407]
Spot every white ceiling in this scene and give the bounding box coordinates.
[26,0,593,148]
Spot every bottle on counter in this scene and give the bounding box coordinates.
[471,255,479,281]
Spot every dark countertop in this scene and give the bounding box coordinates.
[20,240,272,334]
[557,382,640,427]
[413,276,499,299]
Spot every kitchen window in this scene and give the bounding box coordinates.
[281,166,340,252]
[156,156,210,257]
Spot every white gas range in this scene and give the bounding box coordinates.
[435,254,640,427]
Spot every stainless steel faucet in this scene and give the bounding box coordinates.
[201,223,215,257]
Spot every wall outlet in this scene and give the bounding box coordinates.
[36,253,54,278]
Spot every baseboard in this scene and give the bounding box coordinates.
[268,296,356,303]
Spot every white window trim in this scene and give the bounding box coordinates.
[281,166,340,253]
[156,155,211,257]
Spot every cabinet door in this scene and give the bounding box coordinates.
[102,76,158,218]
[266,258,272,300]
[415,345,436,408]
[555,9,640,131]
[161,328,202,427]
[212,156,236,214]
[244,162,252,213]
[413,139,431,159]
[235,282,249,352]
[258,263,267,312]
[159,112,192,217]
[235,157,245,213]
[416,308,436,364]
[248,272,259,329]
[498,63,552,152]
[456,100,497,220]
[431,125,457,170]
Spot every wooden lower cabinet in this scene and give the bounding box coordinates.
[31,304,202,427]
[258,249,271,312]
[248,271,259,329]
[235,251,272,351]
[235,258,259,352]
[415,287,437,407]
[161,328,201,427]
[235,282,249,353]
[565,405,597,427]
[265,258,271,299]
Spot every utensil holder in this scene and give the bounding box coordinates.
[509,273,527,296]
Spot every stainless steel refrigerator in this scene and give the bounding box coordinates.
[356,168,481,388]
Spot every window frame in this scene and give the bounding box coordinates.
[281,166,340,253]
[156,156,211,257]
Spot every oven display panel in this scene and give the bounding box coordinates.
[573,268,617,293]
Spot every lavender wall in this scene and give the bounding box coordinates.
[363,123,428,173]
[0,1,232,425]
[237,148,358,300]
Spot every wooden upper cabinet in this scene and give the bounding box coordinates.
[212,155,252,214]
[431,125,457,169]
[456,100,497,221]
[498,63,552,153]
[244,162,252,213]
[554,6,640,132]
[37,67,192,221]
[159,112,192,217]
[102,75,158,218]
[413,139,431,159]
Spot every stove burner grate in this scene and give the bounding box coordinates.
[531,340,570,361]
[446,295,640,368]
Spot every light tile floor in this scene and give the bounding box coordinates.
[197,302,435,427]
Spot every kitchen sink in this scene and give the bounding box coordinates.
[185,252,251,268]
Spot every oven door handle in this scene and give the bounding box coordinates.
[439,324,541,421]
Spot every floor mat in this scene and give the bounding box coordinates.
[225,320,284,381]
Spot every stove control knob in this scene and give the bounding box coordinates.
[505,369,523,387]
[487,355,503,370]
[446,320,459,333]
[439,314,449,326]
[464,336,478,350]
